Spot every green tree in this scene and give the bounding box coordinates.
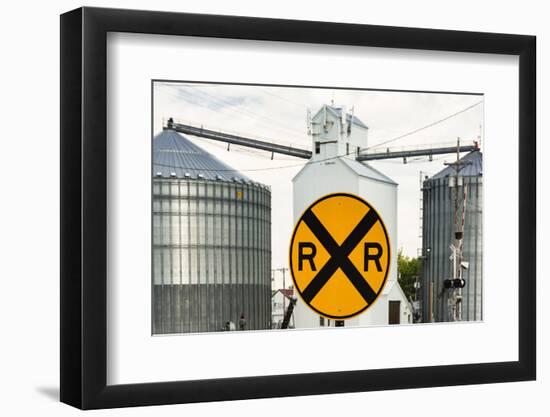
[397,250,421,301]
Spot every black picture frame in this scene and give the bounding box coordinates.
[60,6,536,410]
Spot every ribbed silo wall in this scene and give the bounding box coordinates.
[421,176,483,322]
[152,178,272,334]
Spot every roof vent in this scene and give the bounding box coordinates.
[197,173,204,179]
[184,172,191,178]
[170,172,177,178]
[155,172,163,177]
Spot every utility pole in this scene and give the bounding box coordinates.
[272,267,288,290]
[443,138,470,321]
[272,268,289,324]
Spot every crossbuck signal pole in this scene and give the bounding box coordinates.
[458,182,468,320]
[453,140,461,321]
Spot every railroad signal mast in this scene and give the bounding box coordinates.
[443,139,471,321]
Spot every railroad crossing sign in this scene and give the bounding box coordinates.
[289,193,391,319]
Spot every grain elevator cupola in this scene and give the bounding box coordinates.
[308,103,369,161]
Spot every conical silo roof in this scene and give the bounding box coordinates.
[153,129,250,181]
[431,150,482,179]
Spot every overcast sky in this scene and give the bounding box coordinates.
[153,81,484,289]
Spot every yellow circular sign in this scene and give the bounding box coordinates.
[289,193,391,319]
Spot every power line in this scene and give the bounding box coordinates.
[367,100,483,150]
[155,86,303,142]
[158,85,307,140]
[257,87,305,108]
[190,86,307,139]
[160,81,305,108]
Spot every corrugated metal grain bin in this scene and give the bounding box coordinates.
[421,151,483,323]
[152,129,272,334]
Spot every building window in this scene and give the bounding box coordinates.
[315,141,320,154]
[335,320,345,327]
[319,316,325,326]
[346,143,349,155]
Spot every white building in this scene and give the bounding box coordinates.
[293,104,412,328]
[271,289,295,329]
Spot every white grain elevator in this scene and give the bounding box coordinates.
[292,104,412,328]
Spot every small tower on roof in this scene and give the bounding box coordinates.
[308,103,369,161]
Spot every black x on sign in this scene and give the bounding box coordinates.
[289,193,391,319]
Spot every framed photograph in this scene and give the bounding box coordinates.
[60,7,536,409]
